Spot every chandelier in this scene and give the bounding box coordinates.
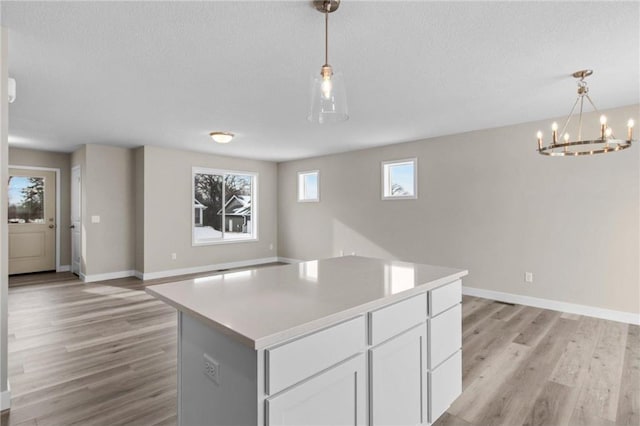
[536,70,635,156]
[308,0,348,123]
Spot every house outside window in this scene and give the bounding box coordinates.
[192,167,257,245]
[298,170,319,202]
[382,158,417,200]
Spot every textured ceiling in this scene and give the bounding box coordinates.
[2,1,639,161]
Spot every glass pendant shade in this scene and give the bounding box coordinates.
[308,70,348,123]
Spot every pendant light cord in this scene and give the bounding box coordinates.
[324,7,329,65]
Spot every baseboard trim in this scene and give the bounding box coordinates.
[83,270,136,283]
[141,257,280,281]
[277,257,303,264]
[56,264,70,272]
[463,286,640,325]
[1,382,11,411]
[134,270,144,280]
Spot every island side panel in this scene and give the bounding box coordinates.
[179,312,259,426]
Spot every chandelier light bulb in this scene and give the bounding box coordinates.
[605,127,613,138]
[551,122,558,131]
[564,133,570,143]
[537,131,543,150]
[600,115,607,125]
[321,75,333,99]
[628,119,635,140]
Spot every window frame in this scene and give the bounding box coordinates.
[381,158,418,200]
[297,170,320,203]
[192,166,259,246]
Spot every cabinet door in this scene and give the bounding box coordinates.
[369,324,426,426]
[266,354,366,426]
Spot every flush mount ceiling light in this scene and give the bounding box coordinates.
[308,0,348,124]
[209,132,234,144]
[536,70,635,156]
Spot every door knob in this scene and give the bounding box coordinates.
[49,224,55,229]
[69,225,75,229]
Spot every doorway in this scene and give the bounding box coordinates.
[7,167,58,274]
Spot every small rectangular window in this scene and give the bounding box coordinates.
[298,170,319,202]
[8,176,45,224]
[382,158,417,200]
[193,167,257,245]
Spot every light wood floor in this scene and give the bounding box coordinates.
[1,272,638,426]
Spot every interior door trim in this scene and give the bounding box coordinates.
[9,164,62,272]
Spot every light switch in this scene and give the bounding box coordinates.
[91,215,101,224]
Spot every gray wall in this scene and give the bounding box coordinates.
[278,104,640,315]
[72,144,135,276]
[9,148,71,267]
[141,145,278,274]
[135,147,145,273]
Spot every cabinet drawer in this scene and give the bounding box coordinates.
[266,316,365,395]
[369,293,427,346]
[429,280,461,317]
[428,303,461,369]
[428,350,462,423]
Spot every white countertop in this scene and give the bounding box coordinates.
[146,256,468,349]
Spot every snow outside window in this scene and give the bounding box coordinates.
[382,159,417,200]
[192,167,258,245]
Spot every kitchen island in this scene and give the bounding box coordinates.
[146,256,468,426]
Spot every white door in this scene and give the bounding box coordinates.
[266,354,366,426]
[369,324,427,426]
[8,168,56,274]
[71,166,81,276]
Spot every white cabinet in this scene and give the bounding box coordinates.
[266,354,367,426]
[172,272,464,426]
[426,281,463,424]
[369,325,426,426]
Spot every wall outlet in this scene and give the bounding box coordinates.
[171,253,177,261]
[525,272,534,283]
[269,243,273,251]
[204,353,220,385]
[339,250,344,256]
[91,215,100,224]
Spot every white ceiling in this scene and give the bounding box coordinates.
[2,1,639,162]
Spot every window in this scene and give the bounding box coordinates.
[8,176,45,224]
[193,167,257,245]
[382,158,417,199]
[298,170,319,202]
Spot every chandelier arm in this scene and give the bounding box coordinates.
[584,94,601,115]
[558,95,581,140]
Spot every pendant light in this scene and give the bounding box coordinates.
[308,0,348,123]
[536,70,635,156]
